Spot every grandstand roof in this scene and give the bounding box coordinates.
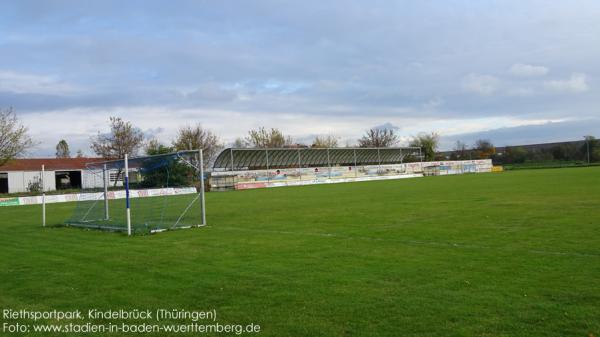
[213,147,422,171]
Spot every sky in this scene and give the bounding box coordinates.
[1,0,599,156]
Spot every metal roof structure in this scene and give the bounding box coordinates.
[213,147,422,171]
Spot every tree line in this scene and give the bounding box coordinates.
[0,108,444,166]
[1,107,597,168]
[447,137,600,165]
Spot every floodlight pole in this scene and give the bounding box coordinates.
[199,149,206,227]
[41,165,46,227]
[103,164,109,220]
[124,154,132,236]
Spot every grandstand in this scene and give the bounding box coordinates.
[210,147,493,190]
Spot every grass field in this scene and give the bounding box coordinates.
[1,167,599,336]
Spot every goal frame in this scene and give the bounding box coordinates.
[45,149,207,236]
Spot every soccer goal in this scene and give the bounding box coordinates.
[65,150,206,235]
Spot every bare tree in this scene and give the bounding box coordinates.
[172,124,222,168]
[0,108,35,166]
[90,117,144,159]
[311,135,339,148]
[358,128,398,148]
[245,127,294,148]
[91,117,144,186]
[452,140,468,160]
[409,132,440,161]
[55,139,71,158]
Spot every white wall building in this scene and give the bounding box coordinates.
[0,158,111,194]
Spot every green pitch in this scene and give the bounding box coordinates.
[1,168,599,336]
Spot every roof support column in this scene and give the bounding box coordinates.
[265,149,270,183]
[297,149,302,181]
[353,148,358,177]
[326,148,331,178]
[400,148,403,164]
[230,148,234,171]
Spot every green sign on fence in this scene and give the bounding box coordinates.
[0,197,20,206]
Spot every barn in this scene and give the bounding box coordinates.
[0,158,106,194]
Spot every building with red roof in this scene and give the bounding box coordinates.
[0,157,104,194]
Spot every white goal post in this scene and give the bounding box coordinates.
[44,149,207,235]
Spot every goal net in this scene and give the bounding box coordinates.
[66,150,206,235]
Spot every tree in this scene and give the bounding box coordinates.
[145,138,167,155]
[91,117,144,186]
[172,124,222,168]
[473,139,496,159]
[551,143,578,161]
[582,135,599,163]
[55,139,70,158]
[75,149,84,158]
[232,137,247,148]
[551,145,566,161]
[451,140,468,160]
[91,117,144,159]
[358,128,398,148]
[504,146,527,164]
[312,135,339,148]
[409,132,439,161]
[245,127,293,148]
[0,108,35,166]
[141,140,192,188]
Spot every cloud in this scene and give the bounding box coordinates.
[509,63,549,77]
[144,127,165,139]
[2,1,600,156]
[461,74,499,95]
[422,97,444,109]
[186,83,238,102]
[373,122,401,131]
[544,73,589,93]
[440,118,600,150]
[0,70,81,95]
[507,87,535,97]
